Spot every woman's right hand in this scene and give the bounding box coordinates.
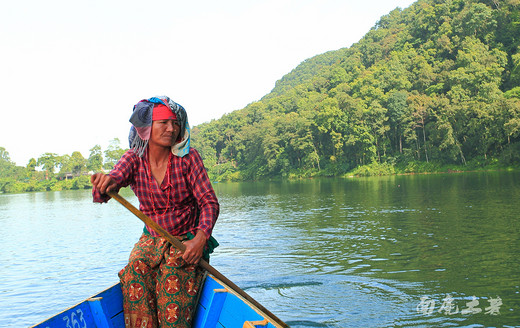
[90,173,117,194]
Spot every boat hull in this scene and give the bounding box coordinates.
[31,274,282,328]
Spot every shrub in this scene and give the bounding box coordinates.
[348,161,396,177]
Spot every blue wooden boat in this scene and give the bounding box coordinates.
[31,274,284,328]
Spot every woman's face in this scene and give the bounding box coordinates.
[149,119,180,148]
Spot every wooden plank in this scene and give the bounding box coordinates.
[196,289,228,328]
[243,318,269,328]
[94,284,123,319]
[193,275,227,328]
[88,297,111,328]
[109,311,125,328]
[217,292,265,327]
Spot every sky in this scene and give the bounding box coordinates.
[1,0,416,166]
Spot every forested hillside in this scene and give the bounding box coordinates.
[192,0,520,181]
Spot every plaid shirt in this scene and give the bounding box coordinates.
[93,148,219,239]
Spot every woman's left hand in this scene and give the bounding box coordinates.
[182,230,206,265]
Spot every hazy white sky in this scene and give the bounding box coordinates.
[1,0,415,166]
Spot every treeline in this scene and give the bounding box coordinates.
[0,139,127,193]
[191,0,520,181]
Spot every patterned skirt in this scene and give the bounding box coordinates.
[118,233,205,328]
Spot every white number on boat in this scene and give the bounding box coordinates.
[62,309,87,328]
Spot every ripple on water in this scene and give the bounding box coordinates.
[239,274,423,328]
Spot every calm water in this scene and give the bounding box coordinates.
[1,172,519,327]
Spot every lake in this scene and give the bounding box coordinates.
[1,171,519,327]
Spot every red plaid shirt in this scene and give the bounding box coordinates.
[93,148,219,239]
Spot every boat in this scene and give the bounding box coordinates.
[31,273,284,328]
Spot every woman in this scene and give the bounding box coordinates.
[91,96,219,328]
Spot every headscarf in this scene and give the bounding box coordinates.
[152,104,177,121]
[128,96,190,157]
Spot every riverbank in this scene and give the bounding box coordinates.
[345,160,519,177]
[1,160,518,194]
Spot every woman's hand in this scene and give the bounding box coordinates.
[182,230,207,265]
[90,173,117,194]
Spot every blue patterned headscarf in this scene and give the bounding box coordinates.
[128,96,190,157]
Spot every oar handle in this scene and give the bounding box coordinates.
[107,191,288,328]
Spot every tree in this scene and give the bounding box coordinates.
[87,145,103,172]
[408,92,432,162]
[37,153,58,179]
[363,101,389,163]
[26,158,37,172]
[0,147,10,163]
[510,51,520,87]
[387,90,409,154]
[104,138,126,170]
[69,151,87,175]
[448,36,506,101]
[0,147,16,179]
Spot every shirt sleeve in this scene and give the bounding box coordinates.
[184,149,219,239]
[92,150,138,203]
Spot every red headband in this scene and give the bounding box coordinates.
[152,104,177,121]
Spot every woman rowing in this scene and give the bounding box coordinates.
[91,96,219,328]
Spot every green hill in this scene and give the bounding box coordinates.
[193,0,520,181]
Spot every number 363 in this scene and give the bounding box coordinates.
[62,309,87,328]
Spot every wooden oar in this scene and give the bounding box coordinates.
[107,191,288,328]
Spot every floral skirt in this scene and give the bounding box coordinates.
[118,233,205,328]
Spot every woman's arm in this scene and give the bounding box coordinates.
[185,149,220,239]
[91,150,138,203]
